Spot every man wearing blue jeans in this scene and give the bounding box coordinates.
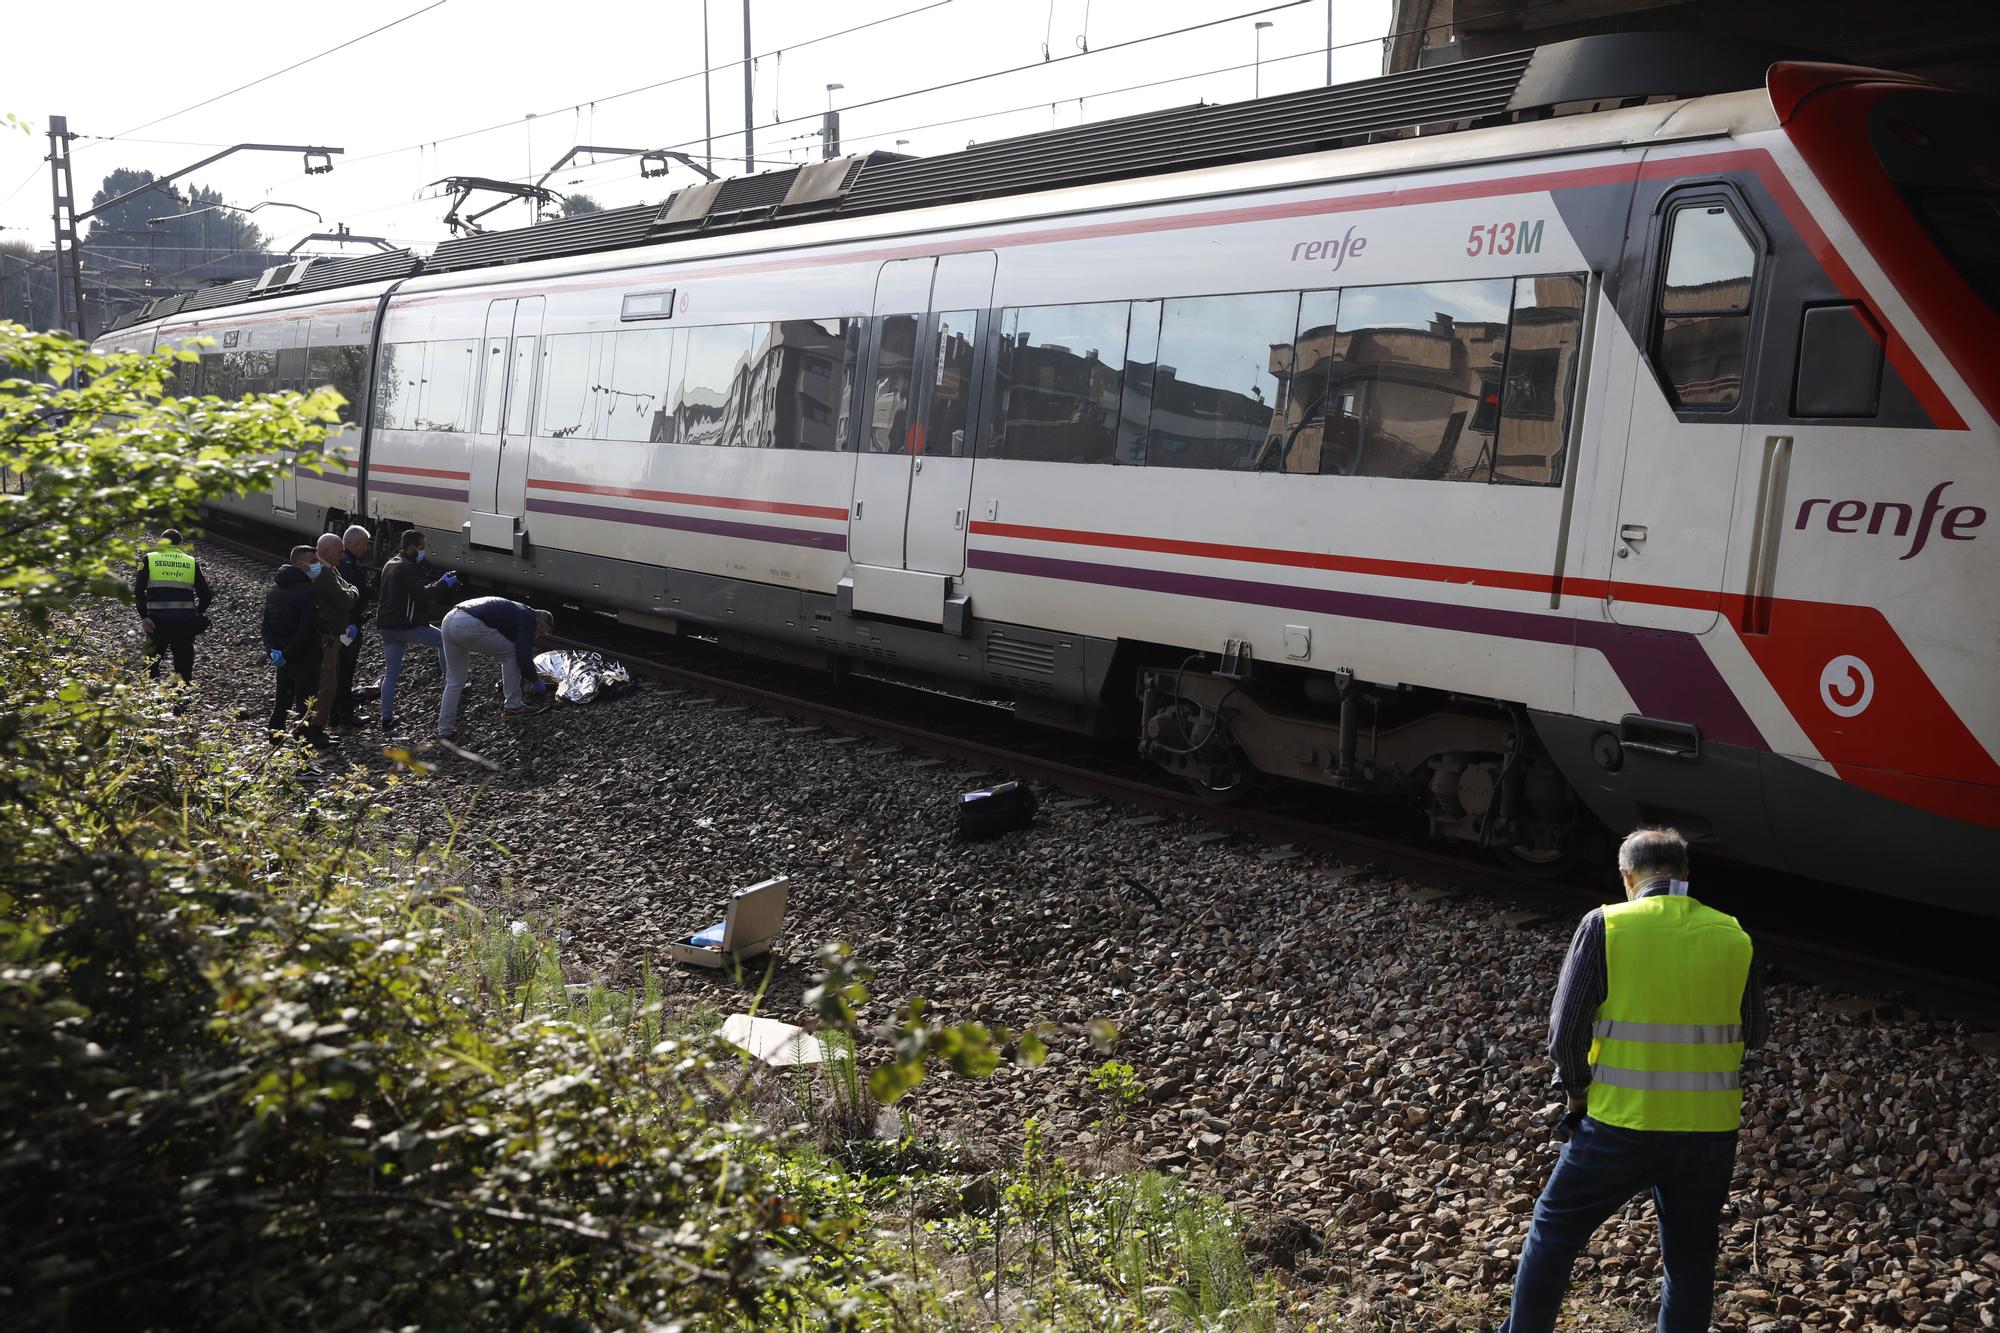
[373,528,460,736]
[1499,827,1766,1333]
[436,597,553,741]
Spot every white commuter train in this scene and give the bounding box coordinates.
[95,36,2000,912]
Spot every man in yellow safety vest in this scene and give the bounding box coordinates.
[132,528,214,683]
[1498,826,1765,1333]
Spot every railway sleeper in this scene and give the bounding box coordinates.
[1138,665,1580,859]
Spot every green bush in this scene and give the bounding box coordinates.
[0,636,829,1328]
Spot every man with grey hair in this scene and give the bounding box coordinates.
[308,533,360,738]
[332,524,374,727]
[435,595,553,741]
[1497,827,1766,1333]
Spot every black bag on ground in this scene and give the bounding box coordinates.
[957,780,1038,841]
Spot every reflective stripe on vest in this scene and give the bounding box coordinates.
[145,549,198,612]
[1585,894,1752,1133]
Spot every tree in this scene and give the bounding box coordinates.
[0,326,336,624]
[83,168,268,254]
[558,192,603,217]
[0,240,51,331]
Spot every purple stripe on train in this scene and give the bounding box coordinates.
[371,479,472,503]
[967,547,1767,752]
[293,467,357,489]
[525,496,847,551]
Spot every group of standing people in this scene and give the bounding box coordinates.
[135,525,556,747]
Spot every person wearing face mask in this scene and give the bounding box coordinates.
[332,524,375,729]
[307,533,360,740]
[373,527,461,737]
[261,545,329,746]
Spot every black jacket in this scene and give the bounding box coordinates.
[261,565,320,664]
[376,555,454,630]
[338,550,372,625]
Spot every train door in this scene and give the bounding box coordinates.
[905,253,996,576]
[267,322,302,517]
[1603,187,1763,634]
[849,259,935,567]
[468,295,544,552]
[849,252,996,573]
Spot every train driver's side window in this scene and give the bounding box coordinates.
[1654,200,1757,410]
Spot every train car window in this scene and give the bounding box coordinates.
[227,349,277,396]
[867,314,919,453]
[835,320,862,452]
[504,337,538,438]
[1116,301,1162,466]
[173,350,203,396]
[539,334,600,438]
[205,348,242,399]
[1493,273,1587,486]
[277,346,307,393]
[1146,291,1301,473]
[420,340,478,433]
[986,302,1130,464]
[600,327,677,443]
[754,317,852,450]
[374,342,422,429]
[1271,290,1343,473]
[1322,279,1512,481]
[922,310,980,457]
[674,323,757,447]
[476,338,507,434]
[1656,203,1754,409]
[306,344,368,423]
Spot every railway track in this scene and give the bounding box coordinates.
[198,524,2000,1029]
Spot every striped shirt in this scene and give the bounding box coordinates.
[1548,880,1767,1093]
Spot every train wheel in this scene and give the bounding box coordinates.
[1493,844,1582,880]
[1183,772,1247,805]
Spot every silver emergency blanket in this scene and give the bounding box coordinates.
[531,650,634,705]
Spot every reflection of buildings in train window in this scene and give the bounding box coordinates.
[748,318,848,450]
[1494,273,1586,485]
[869,314,919,453]
[1657,276,1751,408]
[988,303,1129,464]
[675,324,757,447]
[1147,292,1297,472]
[1656,202,1754,409]
[924,312,979,457]
[1272,278,1511,481]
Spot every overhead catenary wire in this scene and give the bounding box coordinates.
[113,0,453,138]
[326,0,956,173]
[259,10,1458,251]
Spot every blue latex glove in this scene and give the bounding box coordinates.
[269,649,285,667]
[441,572,460,589]
[345,624,357,640]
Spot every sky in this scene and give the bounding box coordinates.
[0,0,1392,261]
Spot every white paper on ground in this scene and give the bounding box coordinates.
[718,1013,823,1067]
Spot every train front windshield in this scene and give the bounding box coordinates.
[1873,90,2000,317]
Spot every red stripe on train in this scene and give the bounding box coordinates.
[525,477,848,523]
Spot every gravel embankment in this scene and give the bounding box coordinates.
[85,541,2000,1331]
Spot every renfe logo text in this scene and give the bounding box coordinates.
[1795,481,1986,560]
[1291,225,1368,271]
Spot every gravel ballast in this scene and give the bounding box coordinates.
[81,540,2000,1330]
